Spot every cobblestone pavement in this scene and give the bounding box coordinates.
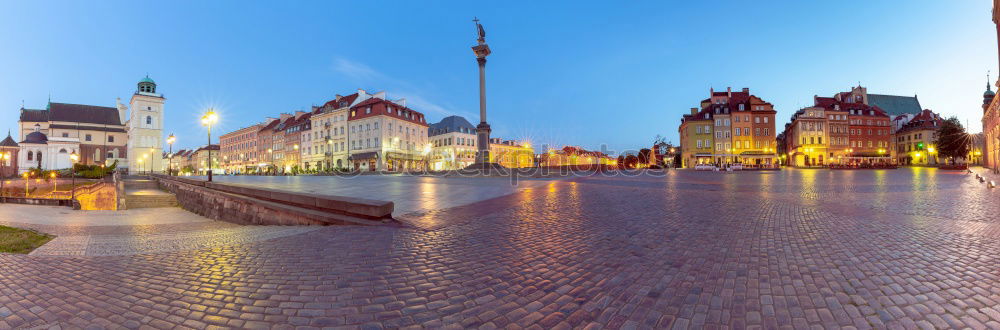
[189,174,562,216]
[3,168,1000,329]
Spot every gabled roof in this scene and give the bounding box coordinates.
[19,108,48,122]
[316,93,361,113]
[896,109,941,134]
[49,103,122,125]
[429,115,476,136]
[0,132,18,147]
[20,103,123,126]
[867,94,921,116]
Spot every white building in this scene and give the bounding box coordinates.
[126,76,166,173]
[347,96,429,171]
[305,90,374,170]
[17,126,79,172]
[428,115,478,171]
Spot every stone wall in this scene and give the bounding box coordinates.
[152,175,394,226]
[73,183,118,210]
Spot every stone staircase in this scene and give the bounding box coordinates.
[124,179,178,209]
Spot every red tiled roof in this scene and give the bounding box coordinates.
[349,97,428,126]
[316,93,361,113]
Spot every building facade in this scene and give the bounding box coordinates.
[428,115,478,171]
[346,97,429,171]
[679,108,713,167]
[305,91,369,170]
[0,133,19,177]
[894,109,943,165]
[489,138,534,168]
[984,2,1000,171]
[219,123,261,174]
[781,87,894,167]
[676,87,777,168]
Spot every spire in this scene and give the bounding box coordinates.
[988,71,993,92]
[46,94,51,110]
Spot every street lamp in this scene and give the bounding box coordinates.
[22,172,30,197]
[167,133,176,176]
[201,109,219,181]
[138,158,144,175]
[50,172,57,193]
[69,151,79,201]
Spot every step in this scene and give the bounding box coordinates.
[125,194,178,209]
[124,180,159,189]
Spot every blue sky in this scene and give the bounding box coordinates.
[0,1,996,153]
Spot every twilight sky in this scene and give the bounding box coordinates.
[0,1,996,154]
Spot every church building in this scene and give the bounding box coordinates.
[12,76,165,174]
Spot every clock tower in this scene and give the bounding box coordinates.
[127,75,166,173]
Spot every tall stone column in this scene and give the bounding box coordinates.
[475,57,491,164]
[468,18,501,170]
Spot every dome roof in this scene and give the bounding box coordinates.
[985,89,995,98]
[139,75,155,84]
[22,131,48,144]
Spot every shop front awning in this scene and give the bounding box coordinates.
[348,152,379,161]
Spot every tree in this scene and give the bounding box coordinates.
[638,148,651,165]
[935,116,970,164]
[624,155,639,169]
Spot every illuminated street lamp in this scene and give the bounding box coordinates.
[69,151,79,201]
[22,172,30,197]
[167,133,176,176]
[50,172,57,193]
[201,109,219,181]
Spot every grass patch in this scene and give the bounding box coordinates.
[0,226,54,254]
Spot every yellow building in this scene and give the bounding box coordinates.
[893,109,942,165]
[489,138,534,168]
[679,107,713,168]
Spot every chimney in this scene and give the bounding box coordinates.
[690,107,698,115]
[710,87,714,95]
[335,94,342,101]
[357,89,367,98]
[727,87,732,98]
[279,113,292,120]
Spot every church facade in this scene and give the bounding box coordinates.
[10,77,165,175]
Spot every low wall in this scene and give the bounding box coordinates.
[150,174,394,226]
[73,183,118,210]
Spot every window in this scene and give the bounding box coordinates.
[85,134,92,142]
[735,129,741,136]
[27,151,33,161]
[366,107,371,114]
[744,128,749,136]
[764,117,768,123]
[755,117,760,124]
[696,126,702,134]
[62,133,69,137]
[697,140,702,148]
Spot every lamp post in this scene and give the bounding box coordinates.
[138,158,144,175]
[69,151,79,201]
[50,172,57,193]
[167,133,176,176]
[23,172,30,197]
[202,110,219,181]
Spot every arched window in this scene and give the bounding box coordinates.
[27,151,33,161]
[146,116,152,125]
[36,151,42,163]
[59,148,67,153]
